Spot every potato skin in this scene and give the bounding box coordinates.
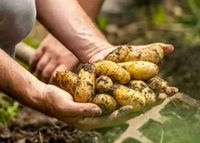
[125,45,164,64]
[112,85,146,112]
[105,45,131,62]
[55,70,77,95]
[94,60,131,84]
[118,61,159,80]
[96,76,113,94]
[93,94,117,115]
[129,80,156,106]
[74,64,96,103]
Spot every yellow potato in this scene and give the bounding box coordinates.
[118,61,159,80]
[55,70,77,95]
[125,45,164,64]
[96,76,113,94]
[105,45,131,62]
[129,80,156,106]
[112,85,146,112]
[74,64,95,103]
[93,94,117,115]
[94,60,131,84]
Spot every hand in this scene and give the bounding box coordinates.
[42,84,135,130]
[30,34,79,83]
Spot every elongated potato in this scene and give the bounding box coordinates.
[96,76,113,94]
[93,94,117,115]
[74,64,95,103]
[112,85,146,112]
[55,70,77,95]
[129,80,156,106]
[118,61,159,80]
[94,60,130,84]
[125,45,164,64]
[105,45,131,62]
[147,76,178,96]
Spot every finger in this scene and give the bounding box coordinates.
[29,47,45,72]
[41,60,58,83]
[35,54,50,78]
[71,102,102,117]
[165,86,179,96]
[112,105,133,118]
[158,92,168,100]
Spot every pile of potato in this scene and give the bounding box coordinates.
[55,45,178,115]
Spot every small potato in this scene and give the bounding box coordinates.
[112,85,146,112]
[147,76,179,96]
[74,64,95,103]
[55,70,77,95]
[94,60,131,84]
[129,80,156,106]
[96,76,113,94]
[125,45,164,64]
[93,94,117,115]
[105,45,131,62]
[118,61,159,80]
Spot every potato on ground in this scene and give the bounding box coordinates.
[118,61,159,80]
[125,45,164,64]
[105,45,131,62]
[55,70,77,95]
[112,85,146,112]
[147,76,178,96]
[129,80,156,106]
[94,60,130,84]
[93,94,117,115]
[74,64,96,103]
[96,76,113,94]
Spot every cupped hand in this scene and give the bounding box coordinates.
[30,34,79,83]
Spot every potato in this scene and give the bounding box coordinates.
[96,76,113,94]
[129,80,156,106]
[93,94,117,115]
[112,85,146,112]
[125,45,164,64]
[147,76,178,96]
[74,64,95,103]
[105,45,131,62]
[118,61,159,80]
[55,70,77,95]
[94,60,130,84]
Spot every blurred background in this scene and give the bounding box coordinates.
[1,0,200,142]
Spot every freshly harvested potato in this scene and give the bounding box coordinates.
[147,76,178,96]
[129,80,156,106]
[105,45,131,62]
[96,76,113,94]
[55,70,77,95]
[118,61,159,80]
[93,94,117,115]
[125,45,164,64]
[94,60,131,84]
[112,85,146,112]
[74,64,95,103]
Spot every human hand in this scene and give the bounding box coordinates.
[30,34,79,83]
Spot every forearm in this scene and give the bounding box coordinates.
[0,49,45,112]
[78,0,104,21]
[36,0,112,63]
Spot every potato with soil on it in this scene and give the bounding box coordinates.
[93,94,117,115]
[94,60,131,84]
[147,76,179,96]
[55,70,77,95]
[112,85,146,112]
[105,45,131,62]
[96,76,113,94]
[129,80,157,106]
[125,45,164,64]
[118,61,159,80]
[74,64,96,103]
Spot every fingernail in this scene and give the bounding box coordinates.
[92,107,102,116]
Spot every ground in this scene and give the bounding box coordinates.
[1,0,200,143]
